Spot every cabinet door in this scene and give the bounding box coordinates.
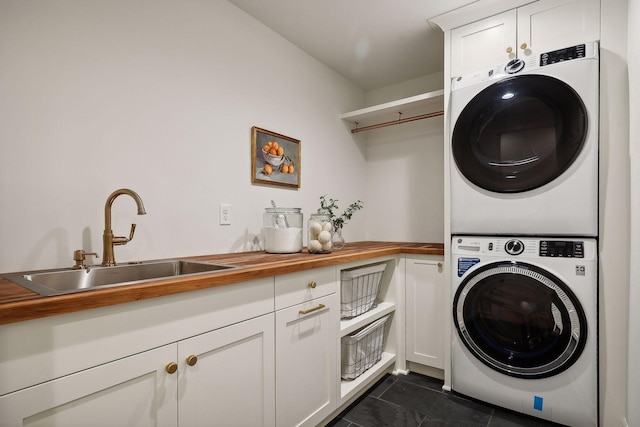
[517,0,600,59]
[405,256,445,369]
[450,10,517,76]
[0,345,178,427]
[178,313,275,427]
[276,294,338,427]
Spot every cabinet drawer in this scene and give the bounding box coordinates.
[275,266,337,310]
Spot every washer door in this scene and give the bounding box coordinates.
[453,261,587,379]
[452,75,588,193]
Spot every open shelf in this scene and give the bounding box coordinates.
[340,90,444,133]
[340,302,396,337]
[339,352,396,403]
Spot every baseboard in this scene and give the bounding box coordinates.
[406,361,445,380]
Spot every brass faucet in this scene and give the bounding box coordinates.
[102,188,147,266]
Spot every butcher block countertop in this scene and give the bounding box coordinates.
[0,241,443,325]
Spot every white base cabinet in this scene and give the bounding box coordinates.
[0,344,178,427]
[276,294,338,427]
[178,313,275,427]
[337,257,400,406]
[0,253,449,427]
[405,255,445,369]
[0,313,276,427]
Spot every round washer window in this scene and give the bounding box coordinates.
[453,261,587,379]
[452,75,588,193]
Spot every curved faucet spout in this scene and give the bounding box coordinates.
[102,188,146,266]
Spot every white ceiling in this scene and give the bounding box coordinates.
[227,0,453,91]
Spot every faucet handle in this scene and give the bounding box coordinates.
[113,224,137,246]
[128,223,137,241]
[72,250,99,269]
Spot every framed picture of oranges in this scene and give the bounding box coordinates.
[251,126,301,188]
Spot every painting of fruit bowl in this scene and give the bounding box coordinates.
[262,148,285,167]
[251,126,301,188]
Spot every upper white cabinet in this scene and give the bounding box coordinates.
[451,10,517,77]
[428,0,535,31]
[450,0,601,76]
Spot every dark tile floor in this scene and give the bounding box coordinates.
[327,372,563,427]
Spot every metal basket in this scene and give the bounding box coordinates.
[340,262,386,319]
[341,315,389,380]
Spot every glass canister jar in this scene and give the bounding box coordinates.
[263,207,303,253]
[308,213,333,254]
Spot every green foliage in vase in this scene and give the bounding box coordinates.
[319,195,363,230]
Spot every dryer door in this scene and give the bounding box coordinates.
[452,75,588,193]
[453,261,587,379]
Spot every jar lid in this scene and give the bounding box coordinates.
[265,207,301,213]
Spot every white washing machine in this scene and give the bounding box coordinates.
[451,236,598,426]
[450,42,599,236]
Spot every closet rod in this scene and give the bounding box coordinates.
[351,110,444,134]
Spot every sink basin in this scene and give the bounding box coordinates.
[2,259,239,296]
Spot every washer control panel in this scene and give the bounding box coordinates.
[539,240,584,258]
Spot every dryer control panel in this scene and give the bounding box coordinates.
[540,44,586,66]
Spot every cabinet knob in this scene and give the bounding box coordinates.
[165,362,178,374]
[506,46,513,54]
[308,281,317,289]
[186,355,198,366]
[520,42,528,50]
[437,262,443,268]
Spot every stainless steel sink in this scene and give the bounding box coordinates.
[2,259,239,296]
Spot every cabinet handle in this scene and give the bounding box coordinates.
[308,281,317,289]
[520,42,528,50]
[165,362,178,374]
[506,46,513,53]
[299,303,325,315]
[437,262,443,268]
[186,355,198,366]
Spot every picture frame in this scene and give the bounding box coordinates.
[251,126,301,188]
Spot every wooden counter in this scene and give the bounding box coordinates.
[0,241,443,325]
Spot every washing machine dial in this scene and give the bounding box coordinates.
[504,239,525,255]
[505,58,525,74]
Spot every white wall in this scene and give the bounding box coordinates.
[0,0,372,272]
[600,0,631,424]
[361,72,445,244]
[627,0,640,424]
[363,118,444,243]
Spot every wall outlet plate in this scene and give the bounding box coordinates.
[219,203,231,225]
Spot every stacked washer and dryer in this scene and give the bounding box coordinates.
[449,42,599,426]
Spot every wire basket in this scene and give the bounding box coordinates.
[340,262,386,319]
[341,315,390,380]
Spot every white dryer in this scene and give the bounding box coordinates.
[450,42,599,236]
[451,235,598,426]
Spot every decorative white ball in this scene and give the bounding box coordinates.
[317,230,331,244]
[321,241,332,251]
[308,240,323,252]
[309,221,322,237]
[321,222,333,232]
